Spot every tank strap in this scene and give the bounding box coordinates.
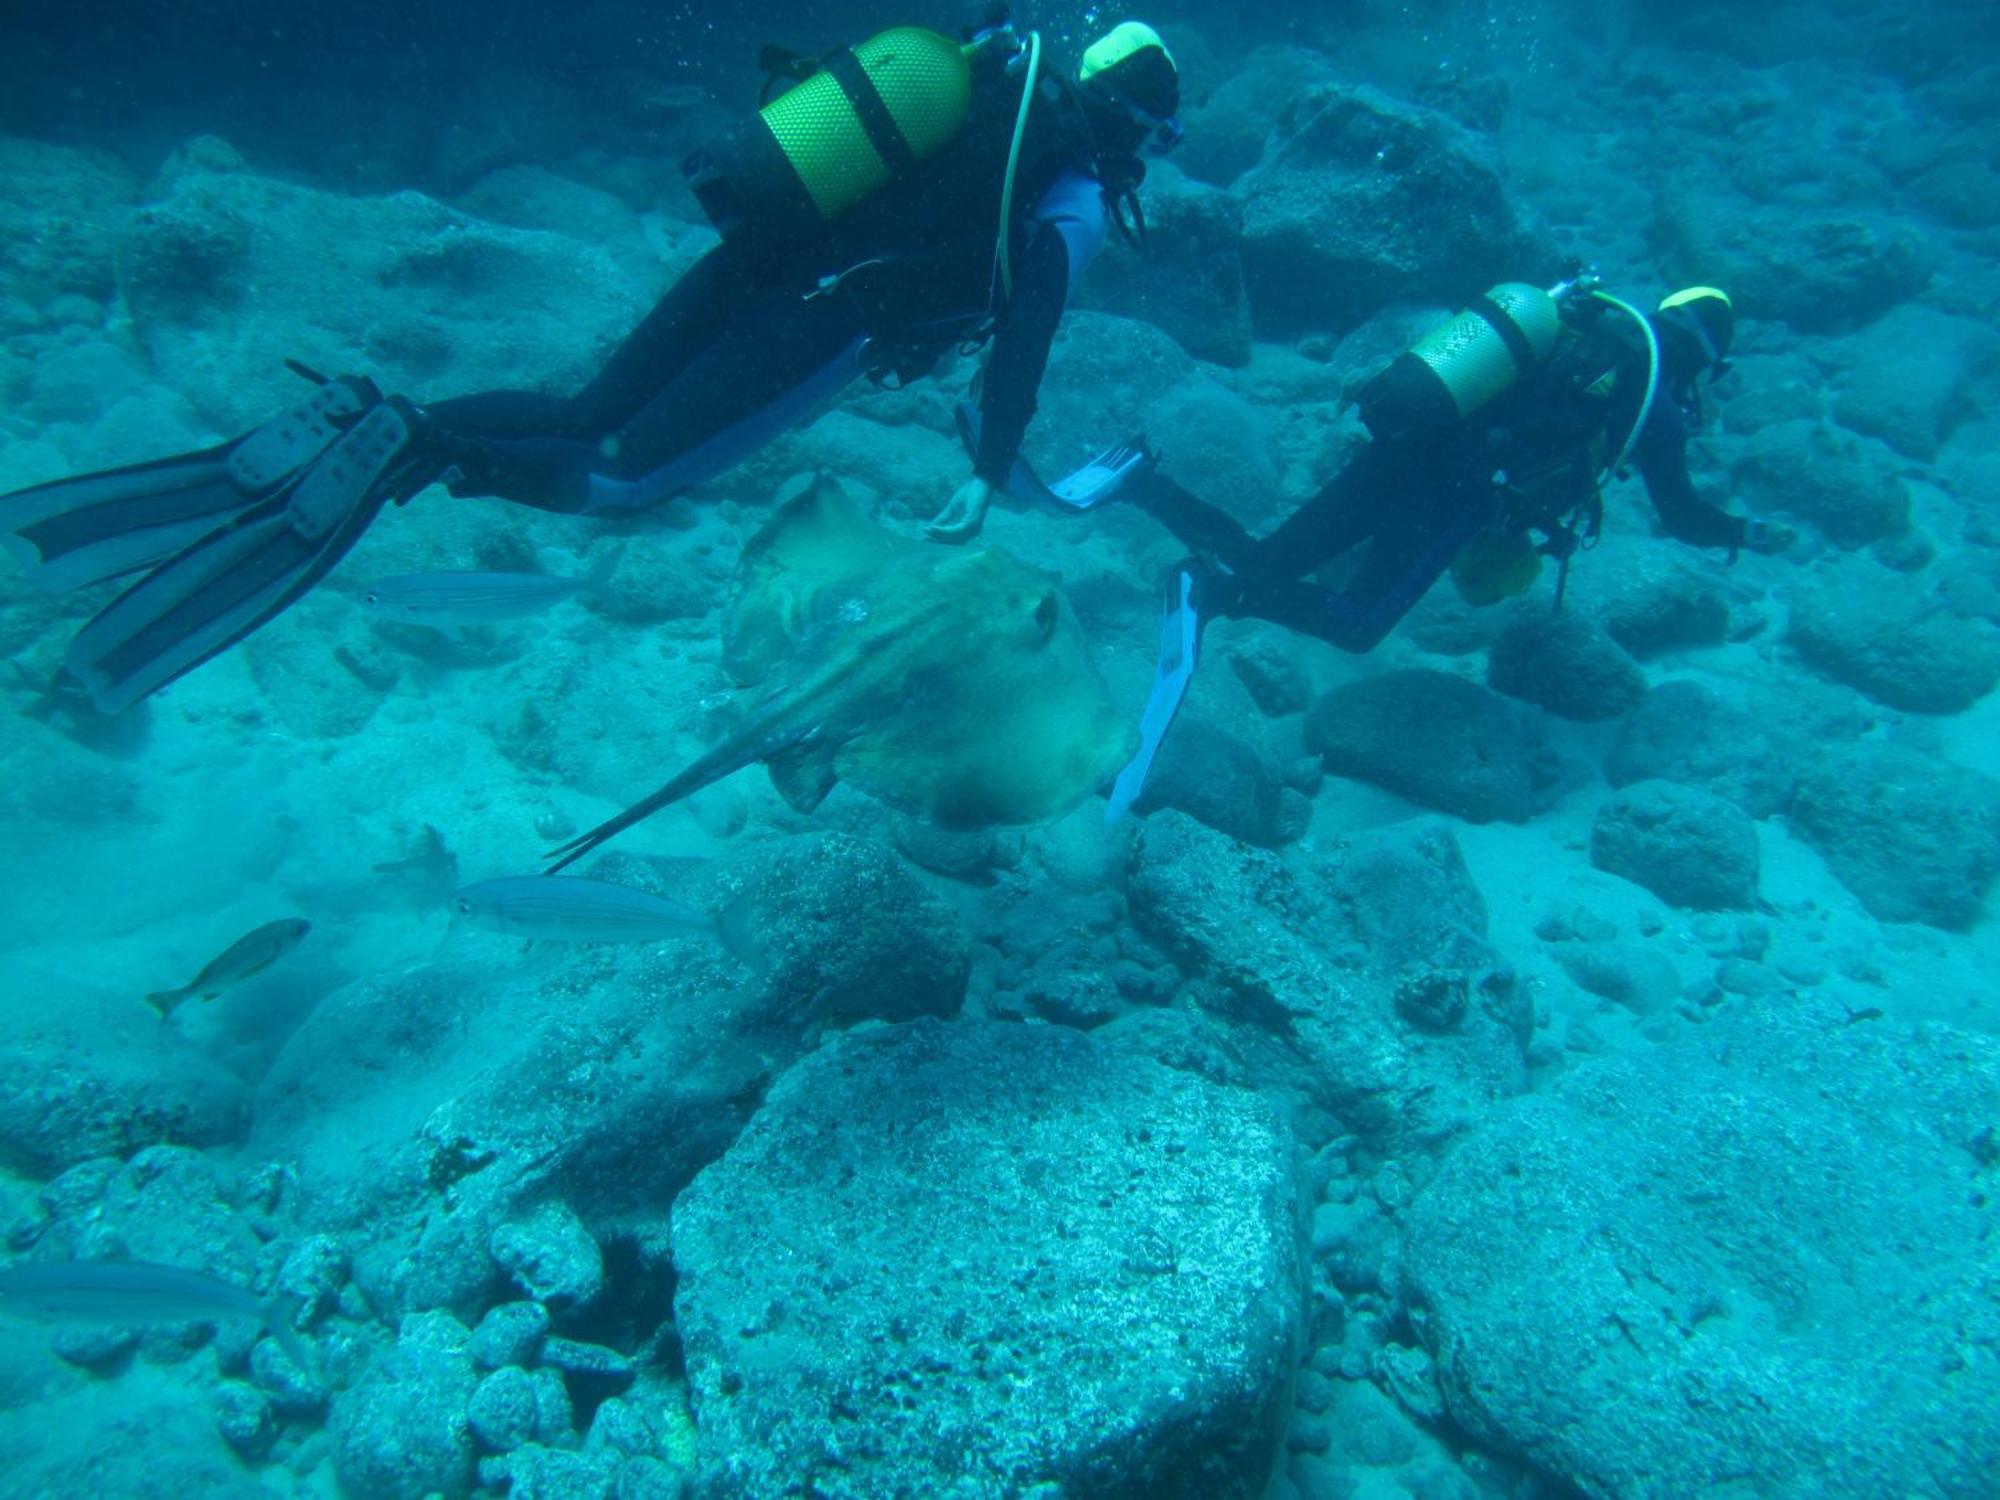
[1470,294,1538,373]
[822,47,919,176]
[756,45,821,107]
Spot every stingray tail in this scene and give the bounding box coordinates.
[544,729,785,873]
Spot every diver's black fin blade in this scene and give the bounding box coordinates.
[1,377,377,593]
[64,399,423,714]
[3,445,241,592]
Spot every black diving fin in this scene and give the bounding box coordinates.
[1,376,379,594]
[55,394,435,714]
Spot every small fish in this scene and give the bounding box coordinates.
[454,875,759,963]
[364,546,620,628]
[640,83,711,112]
[145,917,311,1018]
[0,1258,310,1372]
[373,823,462,904]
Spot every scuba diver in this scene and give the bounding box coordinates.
[0,17,1183,715]
[1132,280,1781,653]
[1022,278,1789,818]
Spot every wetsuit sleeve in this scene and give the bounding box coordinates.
[974,222,1070,487]
[1633,392,1747,552]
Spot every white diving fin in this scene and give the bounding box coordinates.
[1106,565,1202,824]
[953,402,1152,512]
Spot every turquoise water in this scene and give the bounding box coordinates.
[0,2,1996,1496]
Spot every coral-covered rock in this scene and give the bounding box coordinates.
[673,1019,1303,1499]
[1790,743,2000,928]
[1589,779,1760,911]
[1236,84,1549,336]
[1307,669,1563,822]
[1487,613,1648,723]
[1401,998,2000,1498]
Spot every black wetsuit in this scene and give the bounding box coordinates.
[426,60,1118,516]
[1133,314,1747,652]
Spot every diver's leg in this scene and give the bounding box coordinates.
[1237,445,1394,583]
[1241,473,1495,653]
[446,286,870,514]
[426,245,758,444]
[1124,471,1256,567]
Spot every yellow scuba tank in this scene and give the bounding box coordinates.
[1357,283,1562,444]
[685,28,976,264]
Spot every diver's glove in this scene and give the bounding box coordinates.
[927,475,998,544]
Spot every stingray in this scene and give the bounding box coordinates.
[546,474,1132,870]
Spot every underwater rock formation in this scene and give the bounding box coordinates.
[1236,83,1550,336]
[1790,742,2000,928]
[672,1018,1304,1500]
[1128,811,1527,1156]
[1307,669,1564,823]
[1589,779,1761,911]
[251,835,969,1313]
[1400,995,2000,1498]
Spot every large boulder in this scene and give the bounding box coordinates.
[1830,304,1996,462]
[1603,679,1792,817]
[0,136,138,309]
[1136,714,1312,849]
[118,145,662,430]
[1486,613,1648,723]
[251,835,969,1314]
[1589,779,1761,911]
[1656,186,1935,334]
[1790,742,2000,929]
[0,977,249,1176]
[1079,161,1254,366]
[1236,84,1550,337]
[1731,420,1910,548]
[671,1019,1304,1500]
[1400,997,2000,1498]
[1788,563,2000,714]
[1307,669,1563,823]
[1127,812,1526,1156]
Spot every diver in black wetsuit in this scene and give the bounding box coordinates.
[1131,281,1787,653]
[1,19,1183,714]
[429,21,1183,536]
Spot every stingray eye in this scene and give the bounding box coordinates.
[1032,591,1058,640]
[365,592,380,606]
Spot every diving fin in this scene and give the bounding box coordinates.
[953,402,1152,512]
[63,396,435,714]
[1105,564,1203,824]
[1,377,379,594]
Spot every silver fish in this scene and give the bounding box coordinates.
[455,875,729,947]
[146,917,311,1017]
[0,1258,309,1371]
[364,546,620,627]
